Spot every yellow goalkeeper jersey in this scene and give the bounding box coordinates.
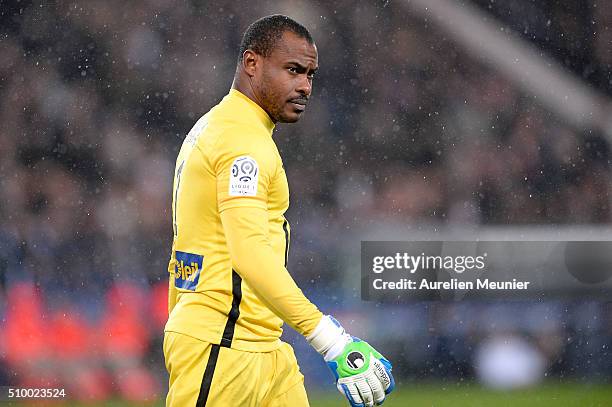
[164,89,322,352]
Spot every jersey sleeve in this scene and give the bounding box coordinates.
[212,126,323,337]
[220,206,323,336]
[214,127,277,213]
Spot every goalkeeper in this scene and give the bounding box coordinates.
[164,15,395,407]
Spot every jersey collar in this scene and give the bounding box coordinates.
[229,89,275,135]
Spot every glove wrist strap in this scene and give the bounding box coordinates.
[306,315,351,359]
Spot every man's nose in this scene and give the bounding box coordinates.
[296,75,312,97]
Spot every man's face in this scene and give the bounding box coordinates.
[254,31,318,123]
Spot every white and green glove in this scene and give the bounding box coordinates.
[307,315,395,407]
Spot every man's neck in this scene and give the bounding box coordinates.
[231,75,275,124]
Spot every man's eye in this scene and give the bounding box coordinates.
[308,72,316,79]
[288,67,298,73]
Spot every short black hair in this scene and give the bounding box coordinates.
[238,15,314,62]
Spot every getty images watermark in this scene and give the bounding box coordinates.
[361,241,612,301]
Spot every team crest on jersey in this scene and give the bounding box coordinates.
[229,156,259,196]
[174,251,203,291]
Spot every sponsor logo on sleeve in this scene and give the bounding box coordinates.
[175,251,203,291]
[229,156,259,196]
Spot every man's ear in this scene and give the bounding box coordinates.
[242,50,259,77]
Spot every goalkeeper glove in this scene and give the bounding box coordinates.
[307,315,395,407]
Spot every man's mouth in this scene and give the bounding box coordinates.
[289,99,307,111]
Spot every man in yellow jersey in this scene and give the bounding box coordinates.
[163,15,395,407]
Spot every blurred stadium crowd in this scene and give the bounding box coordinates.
[1,0,611,401]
